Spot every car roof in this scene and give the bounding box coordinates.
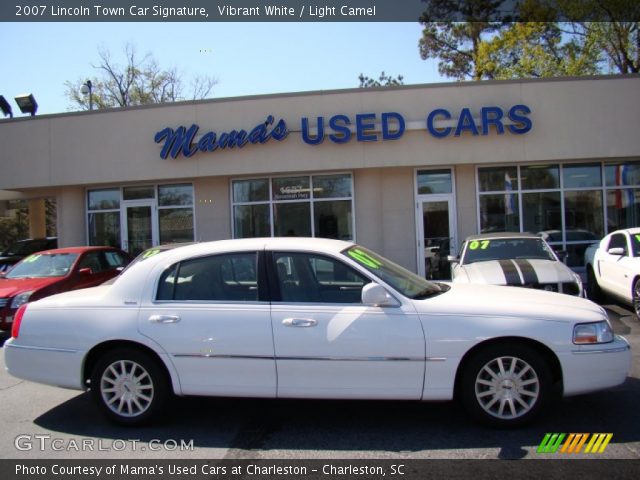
[463,232,541,242]
[33,246,122,255]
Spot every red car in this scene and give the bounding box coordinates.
[0,246,131,331]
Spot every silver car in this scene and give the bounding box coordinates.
[449,233,584,297]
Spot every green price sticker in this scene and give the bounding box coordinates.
[635,234,640,243]
[469,240,490,250]
[348,249,382,269]
[141,248,161,260]
[23,254,41,263]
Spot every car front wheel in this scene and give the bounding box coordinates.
[633,278,640,319]
[90,348,168,425]
[459,344,553,428]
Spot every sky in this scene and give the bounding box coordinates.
[0,22,444,116]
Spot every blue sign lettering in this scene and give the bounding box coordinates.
[156,105,531,159]
[155,115,288,159]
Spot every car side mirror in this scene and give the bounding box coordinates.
[79,267,93,275]
[607,247,625,256]
[361,283,394,307]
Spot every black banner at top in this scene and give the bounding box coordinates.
[3,0,640,23]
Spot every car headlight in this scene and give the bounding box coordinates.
[10,291,33,309]
[573,321,614,345]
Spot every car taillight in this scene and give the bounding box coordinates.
[11,304,28,338]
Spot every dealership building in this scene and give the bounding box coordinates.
[1,74,639,278]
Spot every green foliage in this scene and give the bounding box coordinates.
[358,72,405,88]
[418,0,639,80]
[65,44,217,111]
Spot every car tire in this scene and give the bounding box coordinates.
[459,344,553,428]
[90,348,169,425]
[633,278,640,320]
[587,266,603,303]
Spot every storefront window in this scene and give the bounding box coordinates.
[522,192,561,233]
[478,166,518,192]
[417,169,452,194]
[123,186,155,201]
[521,165,560,190]
[159,209,194,244]
[158,184,193,206]
[232,173,354,240]
[88,211,121,248]
[274,203,311,236]
[562,163,601,189]
[233,204,270,238]
[479,194,520,232]
[477,162,639,269]
[233,179,269,203]
[88,189,120,210]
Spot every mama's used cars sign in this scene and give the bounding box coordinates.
[154,105,532,160]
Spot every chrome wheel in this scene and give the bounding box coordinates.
[100,359,154,418]
[633,280,640,318]
[474,356,540,420]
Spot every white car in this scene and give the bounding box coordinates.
[4,238,630,427]
[450,233,584,297]
[585,228,640,317]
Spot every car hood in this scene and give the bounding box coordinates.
[455,259,576,285]
[416,283,604,323]
[0,277,61,298]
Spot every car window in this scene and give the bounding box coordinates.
[157,252,258,302]
[274,252,368,304]
[607,233,628,255]
[462,238,556,264]
[78,252,107,273]
[104,251,128,268]
[5,253,78,279]
[631,233,640,257]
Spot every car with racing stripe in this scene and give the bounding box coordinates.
[449,232,584,297]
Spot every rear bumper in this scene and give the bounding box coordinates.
[4,338,85,390]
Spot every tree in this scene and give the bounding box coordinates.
[358,71,405,88]
[65,44,217,110]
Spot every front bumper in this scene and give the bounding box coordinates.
[560,335,632,396]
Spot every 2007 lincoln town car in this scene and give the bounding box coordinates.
[4,238,631,427]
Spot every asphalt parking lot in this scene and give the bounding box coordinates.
[0,304,638,461]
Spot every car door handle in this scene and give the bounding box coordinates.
[282,318,317,327]
[149,314,181,324]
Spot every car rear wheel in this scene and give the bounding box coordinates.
[90,348,168,425]
[459,344,553,428]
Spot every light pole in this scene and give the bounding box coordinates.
[80,80,93,111]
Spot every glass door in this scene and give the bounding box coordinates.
[122,201,158,256]
[417,197,457,280]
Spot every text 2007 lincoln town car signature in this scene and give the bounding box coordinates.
[4,238,631,427]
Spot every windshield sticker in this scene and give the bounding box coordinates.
[635,234,640,243]
[348,249,382,269]
[23,254,42,263]
[141,249,162,260]
[468,240,490,250]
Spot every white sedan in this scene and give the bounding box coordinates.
[4,238,631,427]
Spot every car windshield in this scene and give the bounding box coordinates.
[343,245,443,299]
[462,238,556,265]
[4,253,78,279]
[631,233,640,257]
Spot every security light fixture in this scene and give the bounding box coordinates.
[14,93,38,116]
[0,95,12,118]
[80,80,93,111]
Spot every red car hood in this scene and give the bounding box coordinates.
[0,277,62,297]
